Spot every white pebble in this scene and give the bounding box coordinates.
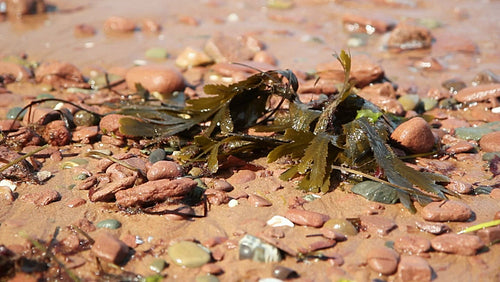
[266,215,294,228]
[228,199,239,207]
[0,179,16,191]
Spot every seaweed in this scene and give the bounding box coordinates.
[114,50,451,211]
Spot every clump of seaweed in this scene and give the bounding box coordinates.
[116,50,452,212]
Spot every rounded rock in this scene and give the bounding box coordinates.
[366,246,400,275]
[147,160,183,181]
[324,218,358,236]
[394,235,431,254]
[454,83,500,103]
[104,16,136,33]
[391,117,435,153]
[248,194,272,207]
[126,65,185,97]
[431,233,484,256]
[148,148,167,164]
[285,209,330,228]
[479,131,500,152]
[168,241,211,268]
[421,200,473,222]
[96,219,122,230]
[0,61,30,81]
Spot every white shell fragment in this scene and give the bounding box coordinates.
[228,199,239,208]
[266,215,294,228]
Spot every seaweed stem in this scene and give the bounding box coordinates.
[0,144,49,173]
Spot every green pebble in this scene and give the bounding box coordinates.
[398,94,420,111]
[455,121,500,141]
[96,219,122,229]
[36,93,54,100]
[61,158,89,169]
[195,275,220,282]
[421,97,437,111]
[6,107,26,120]
[74,110,99,126]
[149,258,167,273]
[145,47,168,59]
[324,218,358,236]
[168,241,211,268]
[73,173,89,181]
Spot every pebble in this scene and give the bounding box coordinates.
[316,55,383,88]
[74,24,96,37]
[6,107,26,120]
[147,160,183,181]
[228,199,239,207]
[34,61,87,88]
[148,148,167,163]
[394,235,431,254]
[96,219,122,229]
[415,221,450,235]
[115,178,197,207]
[476,226,500,245]
[387,23,432,50]
[248,194,272,207]
[284,209,330,228]
[454,83,500,103]
[359,215,397,236]
[445,140,474,154]
[168,241,211,268]
[175,47,213,69]
[272,265,298,280]
[431,233,484,256]
[324,218,358,236]
[421,200,473,222]
[398,94,420,111]
[253,51,277,66]
[479,131,500,152]
[366,246,400,275]
[206,178,234,192]
[0,61,30,81]
[228,170,256,185]
[204,33,255,63]
[91,232,130,265]
[298,238,336,253]
[0,186,15,202]
[195,274,220,282]
[20,189,61,206]
[103,16,136,33]
[445,180,473,194]
[397,255,432,282]
[99,114,128,136]
[495,211,500,220]
[42,120,71,146]
[140,18,161,33]
[149,258,167,273]
[72,126,99,143]
[125,65,185,97]
[66,197,86,208]
[390,117,435,153]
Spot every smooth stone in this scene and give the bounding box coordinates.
[454,83,500,103]
[149,148,167,163]
[285,209,330,228]
[195,274,220,282]
[248,194,272,207]
[96,219,122,229]
[324,218,358,236]
[421,200,472,222]
[125,65,185,97]
[397,255,432,282]
[398,94,420,111]
[6,107,26,120]
[147,160,183,181]
[91,232,129,265]
[366,246,399,275]
[431,233,484,256]
[168,241,211,268]
[149,258,167,273]
[480,131,500,152]
[394,235,431,254]
[390,117,435,153]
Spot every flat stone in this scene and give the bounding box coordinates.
[397,255,432,282]
[394,235,431,254]
[359,215,397,236]
[248,194,272,207]
[431,233,484,256]
[415,221,450,235]
[147,160,183,181]
[479,131,500,152]
[476,226,500,245]
[168,241,211,268]
[421,200,473,222]
[91,232,129,265]
[285,209,330,228]
[367,246,400,275]
[20,189,61,206]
